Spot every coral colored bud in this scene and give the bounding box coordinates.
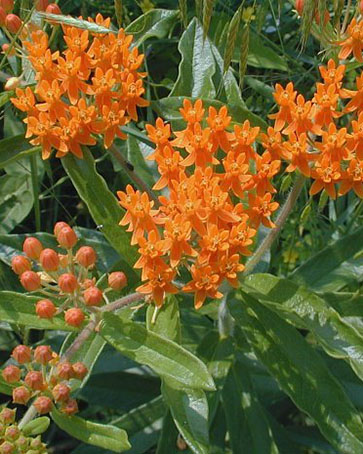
[0,7,5,26]
[72,362,88,380]
[11,255,31,275]
[23,237,43,259]
[20,271,41,291]
[361,0,363,13]
[54,221,69,236]
[2,365,21,384]
[24,371,44,391]
[36,0,49,11]
[39,248,59,271]
[0,441,14,454]
[58,273,78,293]
[1,43,15,56]
[36,299,56,319]
[296,0,304,15]
[61,398,78,415]
[46,3,61,14]
[33,396,53,415]
[52,383,71,402]
[5,14,22,33]
[5,425,19,440]
[108,271,127,290]
[56,361,75,380]
[76,246,97,268]
[34,345,53,365]
[12,345,31,364]
[12,386,31,405]
[64,308,84,327]
[84,286,103,306]
[57,226,77,249]
[0,408,16,424]
[4,76,20,91]
[0,0,13,13]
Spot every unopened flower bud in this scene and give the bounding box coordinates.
[5,425,19,441]
[0,441,14,454]
[39,248,59,271]
[0,408,15,424]
[52,383,71,402]
[36,299,56,319]
[12,386,31,405]
[5,14,22,33]
[57,226,77,249]
[20,271,41,291]
[84,286,103,306]
[56,361,74,380]
[11,255,31,275]
[53,221,69,236]
[108,271,127,290]
[295,0,304,15]
[34,345,53,365]
[12,345,31,364]
[61,398,78,415]
[58,273,77,293]
[45,3,61,14]
[36,0,49,11]
[15,436,28,450]
[23,237,43,259]
[1,43,15,56]
[4,76,20,91]
[0,0,13,13]
[0,6,6,25]
[33,396,52,415]
[64,308,84,327]
[24,371,44,391]
[2,365,21,383]
[72,362,88,380]
[76,246,96,268]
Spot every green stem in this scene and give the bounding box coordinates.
[30,154,41,232]
[244,174,306,275]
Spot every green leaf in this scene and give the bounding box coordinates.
[62,148,138,283]
[146,295,181,342]
[162,382,210,454]
[37,12,112,33]
[170,18,216,98]
[100,312,215,391]
[22,417,50,436]
[222,363,279,454]
[0,374,13,396]
[156,410,179,454]
[51,408,130,452]
[290,226,363,291]
[244,273,363,382]
[0,291,75,331]
[126,9,179,47]
[230,292,363,454]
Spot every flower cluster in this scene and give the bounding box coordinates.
[0,407,48,454]
[11,222,128,328]
[2,344,88,416]
[266,55,363,199]
[11,14,148,159]
[118,100,280,309]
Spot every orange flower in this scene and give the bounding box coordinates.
[260,127,284,160]
[283,94,319,135]
[121,73,149,121]
[207,106,231,151]
[57,116,96,158]
[118,185,160,245]
[282,133,315,177]
[146,117,171,147]
[229,215,256,256]
[339,158,363,198]
[198,224,230,264]
[23,31,49,57]
[11,87,35,113]
[315,123,351,162]
[180,99,205,124]
[57,51,90,104]
[349,112,363,160]
[25,112,62,159]
[342,73,363,113]
[217,253,244,288]
[230,120,260,160]
[319,59,345,90]
[183,265,223,309]
[312,83,341,128]
[176,123,217,168]
[101,102,128,149]
[338,18,363,62]
[153,145,185,190]
[204,182,240,224]
[247,192,279,228]
[310,156,342,199]
[35,79,67,122]
[269,82,297,131]
[136,262,178,307]
[221,151,251,198]
[163,215,196,267]
[253,152,280,195]
[134,230,168,279]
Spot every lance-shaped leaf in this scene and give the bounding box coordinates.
[51,408,130,453]
[100,312,215,391]
[230,292,363,454]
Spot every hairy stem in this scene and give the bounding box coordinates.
[109,144,159,205]
[244,174,306,275]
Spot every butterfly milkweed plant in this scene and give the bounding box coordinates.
[0,0,363,452]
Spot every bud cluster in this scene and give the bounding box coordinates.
[2,344,88,416]
[11,222,128,328]
[0,408,48,454]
